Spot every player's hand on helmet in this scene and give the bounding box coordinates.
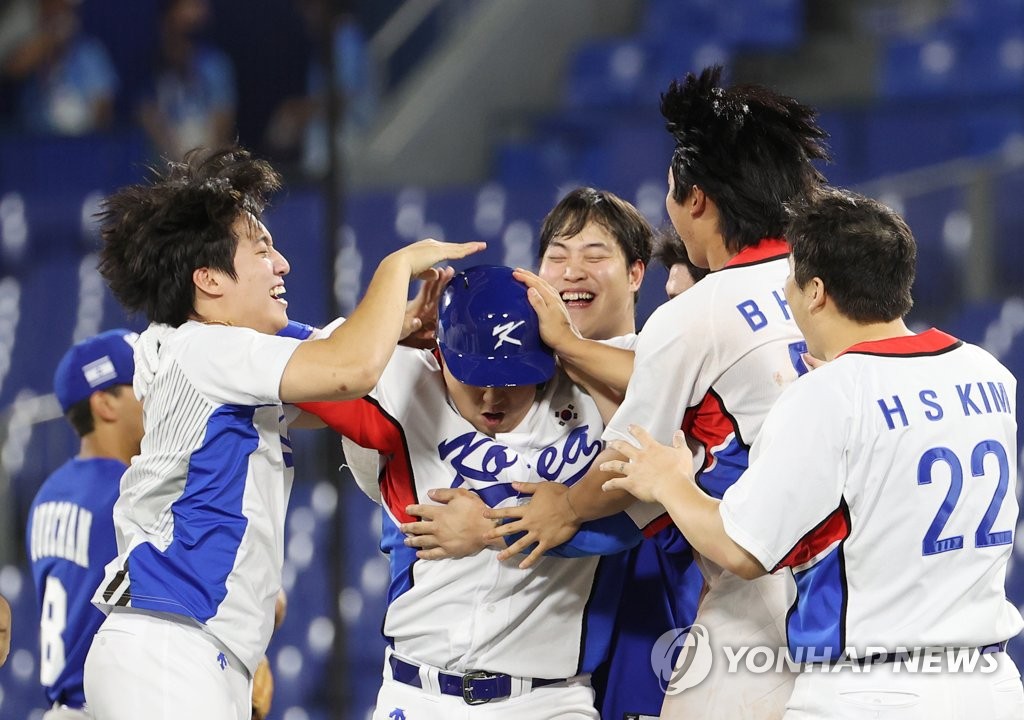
[512,268,583,352]
[400,266,455,349]
[484,482,582,569]
[601,425,695,504]
[387,239,486,278]
[401,488,500,560]
[251,654,274,720]
[0,593,10,667]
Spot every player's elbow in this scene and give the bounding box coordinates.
[728,551,768,580]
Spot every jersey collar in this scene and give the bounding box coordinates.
[721,238,790,270]
[839,328,962,358]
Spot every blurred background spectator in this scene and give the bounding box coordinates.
[0,0,118,135]
[137,0,236,160]
[264,0,376,178]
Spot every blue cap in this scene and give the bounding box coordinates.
[437,265,555,387]
[54,329,139,412]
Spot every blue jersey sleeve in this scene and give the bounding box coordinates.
[503,512,642,558]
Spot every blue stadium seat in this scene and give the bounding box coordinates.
[565,40,652,110]
[992,165,1024,292]
[879,31,964,99]
[718,0,804,50]
[814,110,863,186]
[959,31,1024,96]
[862,106,964,177]
[960,106,1024,156]
[943,299,1009,345]
[894,187,968,317]
[0,256,80,408]
[0,132,149,196]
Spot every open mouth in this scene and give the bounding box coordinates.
[271,286,287,305]
[482,411,505,429]
[560,290,595,308]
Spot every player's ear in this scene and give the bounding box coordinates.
[193,266,225,298]
[808,277,827,314]
[627,259,644,293]
[689,186,706,216]
[89,390,118,423]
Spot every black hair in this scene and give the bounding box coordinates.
[786,188,915,323]
[98,147,281,327]
[652,225,709,284]
[661,65,829,253]
[538,187,653,267]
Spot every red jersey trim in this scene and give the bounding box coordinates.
[643,513,675,538]
[682,389,745,475]
[773,501,851,573]
[839,328,961,359]
[298,398,419,524]
[721,238,790,269]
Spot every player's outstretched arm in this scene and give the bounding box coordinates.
[602,425,765,579]
[513,269,635,401]
[483,444,638,569]
[280,240,484,403]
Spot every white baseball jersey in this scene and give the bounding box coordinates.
[721,330,1024,660]
[300,346,638,680]
[340,334,639,508]
[92,321,302,674]
[604,240,806,718]
[605,240,805,553]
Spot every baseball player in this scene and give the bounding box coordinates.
[486,65,829,720]
[397,189,705,719]
[604,188,1024,718]
[299,265,643,719]
[532,188,704,720]
[81,146,482,720]
[26,329,141,719]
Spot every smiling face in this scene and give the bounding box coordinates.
[441,358,538,436]
[215,213,291,333]
[538,221,643,341]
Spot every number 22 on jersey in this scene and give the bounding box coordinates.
[918,439,1013,556]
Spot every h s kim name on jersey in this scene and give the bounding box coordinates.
[876,380,1013,430]
[30,502,93,567]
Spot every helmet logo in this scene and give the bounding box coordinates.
[492,320,525,349]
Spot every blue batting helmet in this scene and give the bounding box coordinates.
[437,265,555,387]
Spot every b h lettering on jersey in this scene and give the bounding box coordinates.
[876,381,1013,430]
[30,501,93,567]
[437,425,602,506]
[736,287,791,332]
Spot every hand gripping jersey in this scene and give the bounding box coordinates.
[603,239,806,718]
[28,457,124,708]
[721,330,1024,660]
[300,346,636,680]
[92,322,302,674]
